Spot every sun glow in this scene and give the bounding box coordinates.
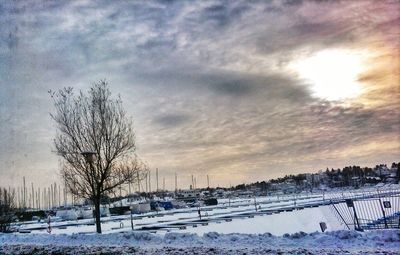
[292,49,365,101]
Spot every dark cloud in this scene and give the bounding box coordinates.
[310,102,400,136]
[153,113,192,127]
[197,2,250,28]
[211,80,253,97]
[284,0,303,6]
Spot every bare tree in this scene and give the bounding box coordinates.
[0,188,15,233]
[50,80,146,233]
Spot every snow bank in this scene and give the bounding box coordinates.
[1,230,399,250]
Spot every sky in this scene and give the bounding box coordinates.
[0,0,399,190]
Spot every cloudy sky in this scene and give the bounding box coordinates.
[0,0,399,190]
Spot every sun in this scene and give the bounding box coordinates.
[292,49,365,101]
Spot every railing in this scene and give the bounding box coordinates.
[328,188,400,231]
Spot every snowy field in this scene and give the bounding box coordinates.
[14,193,345,235]
[13,186,399,236]
[2,187,399,254]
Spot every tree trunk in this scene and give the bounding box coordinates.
[94,196,102,234]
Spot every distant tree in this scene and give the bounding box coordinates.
[0,188,16,233]
[234,184,246,190]
[50,81,147,233]
[397,163,400,183]
[293,174,305,186]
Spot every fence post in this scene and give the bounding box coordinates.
[346,199,362,231]
[378,198,388,229]
[352,205,362,231]
[130,209,134,230]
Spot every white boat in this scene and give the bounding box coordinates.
[56,208,78,221]
[155,206,165,211]
[138,203,151,213]
[130,204,140,213]
[171,200,188,209]
[48,216,63,222]
[130,202,151,213]
[114,196,147,207]
[100,206,110,217]
[76,207,93,219]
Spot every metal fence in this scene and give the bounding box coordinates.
[328,188,400,231]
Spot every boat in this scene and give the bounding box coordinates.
[138,203,151,213]
[100,206,110,217]
[76,206,93,219]
[55,207,78,221]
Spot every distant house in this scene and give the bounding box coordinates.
[386,172,398,184]
[374,164,391,177]
[350,176,361,188]
[365,176,381,184]
[280,181,297,194]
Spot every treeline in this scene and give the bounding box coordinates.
[323,162,399,187]
[233,162,400,191]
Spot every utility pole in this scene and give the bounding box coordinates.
[54,182,57,207]
[38,187,41,210]
[175,172,178,192]
[48,187,51,209]
[31,183,34,209]
[35,190,37,210]
[58,185,61,207]
[50,184,53,208]
[23,176,26,209]
[156,168,159,192]
[62,186,64,207]
[41,188,44,210]
[43,188,46,209]
[64,179,67,206]
[38,190,40,210]
[207,175,210,188]
[137,170,140,193]
[17,187,20,208]
[145,173,148,192]
[149,169,151,193]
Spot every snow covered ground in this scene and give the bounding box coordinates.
[2,188,398,254]
[1,230,399,254]
[182,205,343,236]
[15,193,343,235]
